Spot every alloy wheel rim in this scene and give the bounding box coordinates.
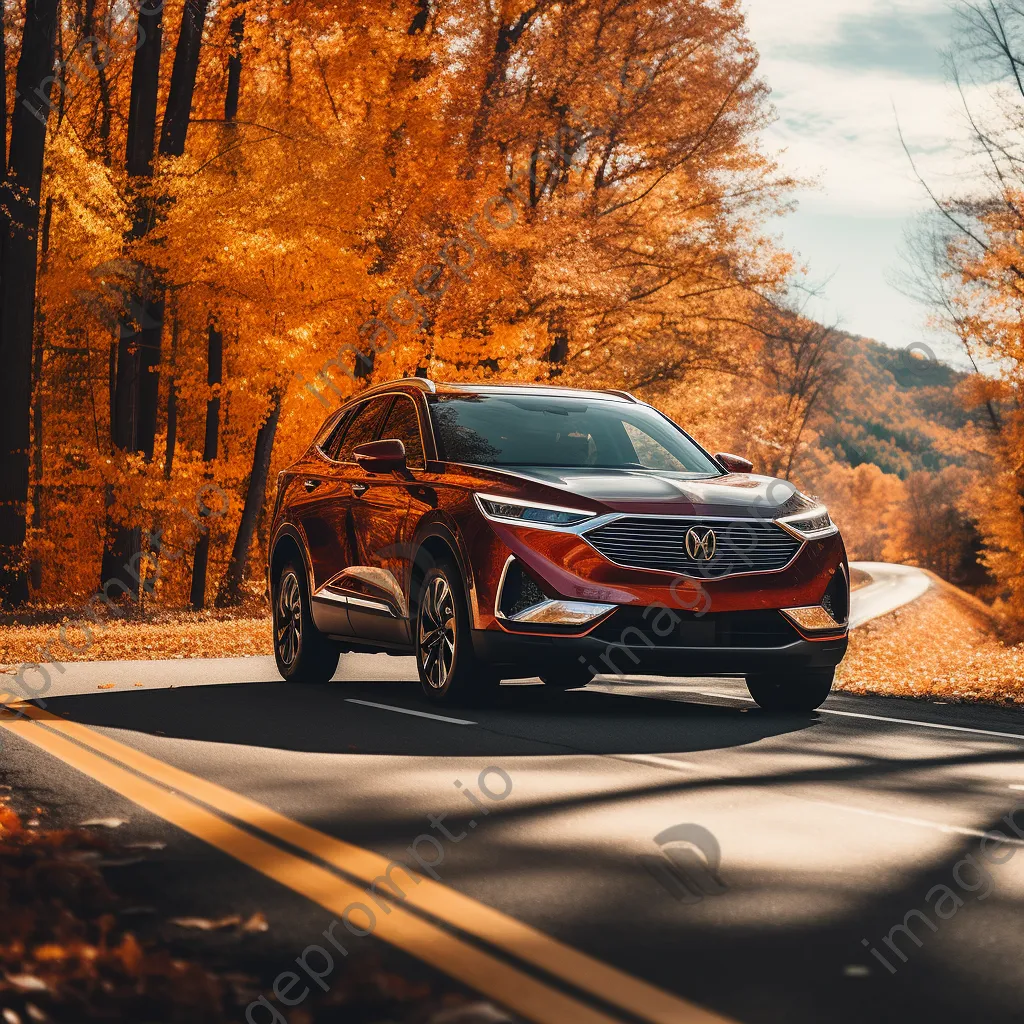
[419,576,456,689]
[276,571,302,667]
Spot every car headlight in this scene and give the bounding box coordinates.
[474,493,597,528]
[776,504,838,540]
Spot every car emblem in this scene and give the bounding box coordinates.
[685,527,717,561]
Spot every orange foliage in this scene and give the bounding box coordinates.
[16,0,794,607]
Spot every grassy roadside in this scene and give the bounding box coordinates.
[0,614,273,668]
[836,571,1024,705]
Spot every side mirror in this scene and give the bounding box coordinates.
[715,452,753,474]
[353,439,406,474]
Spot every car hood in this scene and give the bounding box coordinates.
[494,466,806,517]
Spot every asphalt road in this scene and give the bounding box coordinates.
[5,563,1024,1024]
[848,562,932,628]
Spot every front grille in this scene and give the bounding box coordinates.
[591,608,799,648]
[584,516,802,578]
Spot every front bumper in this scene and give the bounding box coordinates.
[472,628,848,679]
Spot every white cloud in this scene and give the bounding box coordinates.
[741,0,977,351]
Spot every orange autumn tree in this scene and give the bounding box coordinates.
[18,0,796,610]
[908,0,1024,617]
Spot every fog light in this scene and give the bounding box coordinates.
[509,599,616,625]
[781,605,845,632]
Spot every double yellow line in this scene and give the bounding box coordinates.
[0,701,735,1024]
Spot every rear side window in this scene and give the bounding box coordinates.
[318,410,353,460]
[377,396,425,468]
[334,398,390,462]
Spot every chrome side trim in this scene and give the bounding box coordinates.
[346,595,397,614]
[312,587,398,617]
[494,554,517,619]
[329,566,409,618]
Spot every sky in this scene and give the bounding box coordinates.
[743,0,969,360]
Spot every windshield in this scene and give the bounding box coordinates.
[427,394,722,474]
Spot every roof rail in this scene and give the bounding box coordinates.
[360,376,436,396]
[601,389,638,403]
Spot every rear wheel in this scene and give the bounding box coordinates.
[273,561,339,683]
[416,559,498,705]
[540,664,596,691]
[745,667,834,712]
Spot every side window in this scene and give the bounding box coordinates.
[377,395,425,468]
[314,412,343,451]
[319,409,354,460]
[335,398,389,462]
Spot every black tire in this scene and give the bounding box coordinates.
[540,664,596,691]
[746,667,834,712]
[273,561,340,683]
[415,558,499,705]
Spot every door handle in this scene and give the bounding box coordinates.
[303,478,321,492]
[351,482,369,497]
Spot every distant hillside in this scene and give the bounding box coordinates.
[816,331,978,477]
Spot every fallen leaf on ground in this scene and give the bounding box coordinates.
[4,974,49,993]
[169,915,242,931]
[837,582,1024,704]
[78,818,126,829]
[96,684,115,690]
[429,1004,515,1024]
[241,912,269,933]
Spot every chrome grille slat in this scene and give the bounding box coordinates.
[584,516,802,578]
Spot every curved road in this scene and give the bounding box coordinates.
[849,561,931,628]
[5,563,1023,1024]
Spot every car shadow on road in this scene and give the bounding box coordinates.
[39,679,818,757]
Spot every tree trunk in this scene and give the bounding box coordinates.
[126,0,164,179]
[102,0,166,597]
[104,0,213,596]
[216,389,281,607]
[0,0,61,607]
[189,325,223,609]
[164,309,180,479]
[83,0,114,165]
[225,9,245,121]
[29,196,54,593]
[160,0,211,156]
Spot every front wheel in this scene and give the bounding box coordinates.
[273,561,340,683]
[746,667,834,712]
[416,560,498,705]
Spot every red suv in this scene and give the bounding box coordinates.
[268,379,848,711]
